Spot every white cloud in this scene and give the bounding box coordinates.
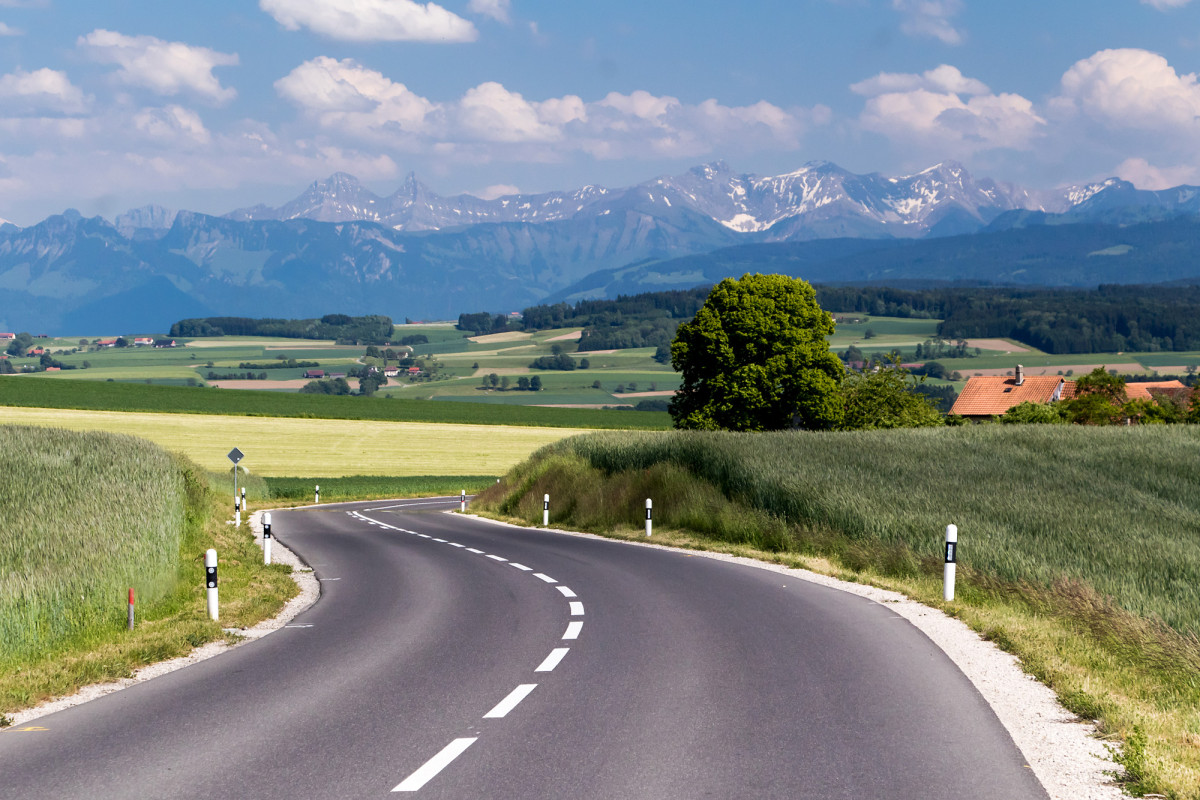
[1116,157,1200,189]
[275,58,815,159]
[260,0,477,42]
[468,0,510,23]
[1054,48,1200,132]
[133,105,211,145]
[458,82,561,142]
[1141,0,1193,9]
[892,0,964,45]
[851,64,989,97]
[0,22,22,36]
[78,29,238,104]
[0,68,89,114]
[275,56,440,139]
[474,183,520,200]
[855,66,1044,153]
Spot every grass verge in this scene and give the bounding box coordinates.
[0,428,298,721]
[473,427,1200,798]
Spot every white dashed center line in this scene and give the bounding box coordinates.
[392,737,477,792]
[556,585,577,598]
[535,648,570,673]
[486,554,507,562]
[563,621,583,640]
[569,601,585,616]
[533,573,557,584]
[466,548,484,554]
[483,684,538,719]
[509,562,533,571]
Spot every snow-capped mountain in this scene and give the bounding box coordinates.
[227,171,614,232]
[221,160,1130,242]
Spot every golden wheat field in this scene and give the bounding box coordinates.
[0,406,587,476]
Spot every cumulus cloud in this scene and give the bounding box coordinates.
[133,105,211,145]
[892,0,964,45]
[1053,48,1200,132]
[260,0,477,42]
[275,58,815,159]
[851,64,988,97]
[468,0,511,23]
[275,56,440,140]
[1116,157,1200,189]
[853,64,1044,154]
[474,183,520,200]
[0,22,22,36]
[78,29,239,104]
[0,68,89,114]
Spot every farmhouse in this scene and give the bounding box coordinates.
[26,347,44,357]
[384,367,400,377]
[1124,380,1188,401]
[133,337,155,346]
[0,333,14,340]
[304,369,325,379]
[950,365,1074,420]
[96,338,117,347]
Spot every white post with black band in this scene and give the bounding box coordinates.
[543,494,550,527]
[315,484,320,504]
[943,524,958,602]
[234,495,241,528]
[205,548,219,621]
[460,489,466,513]
[645,498,653,537]
[262,512,272,565]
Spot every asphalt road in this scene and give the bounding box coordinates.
[0,498,1048,799]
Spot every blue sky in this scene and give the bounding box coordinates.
[1,0,1199,224]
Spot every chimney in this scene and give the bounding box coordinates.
[1015,364,1024,386]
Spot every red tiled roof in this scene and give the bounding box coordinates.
[1125,380,1187,401]
[950,375,1070,417]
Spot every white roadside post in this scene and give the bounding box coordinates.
[645,498,653,537]
[262,512,273,565]
[943,524,958,602]
[205,548,219,621]
[543,494,550,527]
[234,495,241,528]
[241,487,246,517]
[127,587,135,631]
[460,489,466,513]
[315,484,320,504]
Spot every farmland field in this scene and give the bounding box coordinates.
[0,407,590,476]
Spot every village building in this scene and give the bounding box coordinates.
[950,365,1075,420]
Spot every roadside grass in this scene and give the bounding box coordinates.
[0,427,297,719]
[0,377,671,429]
[473,426,1200,797]
[0,407,595,477]
[258,475,497,503]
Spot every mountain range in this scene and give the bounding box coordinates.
[4,160,1200,334]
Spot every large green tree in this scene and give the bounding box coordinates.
[669,274,844,431]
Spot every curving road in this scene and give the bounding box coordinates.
[0,498,1048,799]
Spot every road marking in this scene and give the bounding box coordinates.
[285,624,314,628]
[486,554,507,562]
[318,578,341,581]
[431,538,447,543]
[6,726,48,732]
[392,738,477,792]
[417,534,431,539]
[556,585,577,598]
[563,621,583,640]
[483,684,538,719]
[448,543,465,548]
[569,601,585,616]
[533,573,557,584]
[466,548,484,554]
[509,562,532,571]
[535,648,570,672]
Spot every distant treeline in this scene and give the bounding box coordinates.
[816,285,1200,354]
[170,314,394,344]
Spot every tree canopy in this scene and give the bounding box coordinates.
[669,274,844,431]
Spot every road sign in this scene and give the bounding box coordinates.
[227,448,244,464]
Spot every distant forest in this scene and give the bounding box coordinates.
[502,282,1200,356]
[170,314,395,344]
[817,285,1200,354]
